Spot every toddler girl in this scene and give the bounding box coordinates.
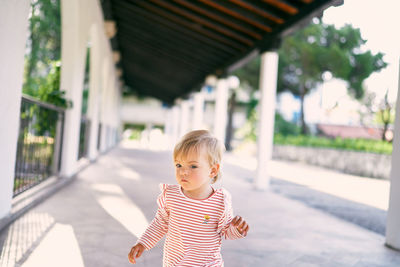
[128,130,249,266]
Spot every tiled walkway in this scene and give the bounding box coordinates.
[1,140,400,266]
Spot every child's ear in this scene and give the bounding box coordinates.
[210,163,220,178]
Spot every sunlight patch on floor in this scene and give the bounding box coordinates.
[224,154,389,210]
[117,167,141,181]
[21,223,84,267]
[92,183,149,238]
[0,212,55,267]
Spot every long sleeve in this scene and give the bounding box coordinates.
[138,184,169,250]
[218,189,244,240]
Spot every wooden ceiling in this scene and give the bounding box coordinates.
[101,0,342,104]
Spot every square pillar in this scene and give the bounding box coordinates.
[0,0,31,218]
[214,79,229,143]
[164,107,174,147]
[179,100,190,138]
[59,0,87,177]
[193,92,205,130]
[386,57,400,250]
[172,105,181,145]
[87,25,101,161]
[255,51,279,190]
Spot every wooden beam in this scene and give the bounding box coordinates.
[116,12,233,60]
[197,0,273,32]
[229,0,285,24]
[172,0,262,39]
[120,35,212,74]
[115,1,239,55]
[134,1,247,51]
[262,0,299,14]
[118,25,221,71]
[149,0,255,45]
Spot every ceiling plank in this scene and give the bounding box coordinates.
[115,1,239,55]
[119,29,221,72]
[120,35,213,75]
[228,0,284,24]
[148,0,255,46]
[116,13,233,60]
[262,0,299,14]
[172,0,262,40]
[134,0,248,51]
[197,0,273,32]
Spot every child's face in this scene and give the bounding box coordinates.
[174,148,219,194]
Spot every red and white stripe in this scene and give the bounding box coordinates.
[138,184,243,267]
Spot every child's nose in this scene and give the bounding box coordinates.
[181,167,189,175]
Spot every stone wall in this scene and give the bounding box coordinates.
[273,145,392,180]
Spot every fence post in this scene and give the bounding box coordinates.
[52,112,63,175]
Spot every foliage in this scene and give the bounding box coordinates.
[233,19,388,134]
[236,111,300,142]
[274,113,301,136]
[359,89,395,141]
[36,61,72,108]
[278,19,387,134]
[24,0,61,95]
[274,134,392,154]
[21,0,73,137]
[129,130,142,140]
[235,108,258,142]
[232,57,260,91]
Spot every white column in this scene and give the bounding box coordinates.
[0,0,31,218]
[87,25,101,161]
[254,51,279,190]
[386,57,400,250]
[59,0,87,177]
[164,108,174,145]
[214,79,229,142]
[172,105,180,145]
[179,100,190,138]
[193,92,205,130]
[100,67,112,152]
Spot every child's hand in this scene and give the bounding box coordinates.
[128,243,145,264]
[231,215,249,237]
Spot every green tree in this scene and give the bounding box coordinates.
[23,0,61,97]
[234,19,387,135]
[359,89,395,142]
[375,91,395,142]
[21,0,72,137]
[279,19,387,134]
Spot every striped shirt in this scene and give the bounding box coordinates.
[138,184,244,267]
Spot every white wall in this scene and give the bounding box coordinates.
[121,97,167,125]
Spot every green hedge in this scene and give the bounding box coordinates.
[273,134,393,155]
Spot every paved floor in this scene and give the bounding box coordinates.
[1,140,400,267]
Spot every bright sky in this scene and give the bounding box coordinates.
[322,0,400,102]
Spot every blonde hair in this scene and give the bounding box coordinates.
[173,130,225,183]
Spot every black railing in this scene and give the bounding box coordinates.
[14,95,65,197]
[78,116,91,160]
[97,123,102,150]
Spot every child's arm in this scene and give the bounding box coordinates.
[218,189,249,239]
[128,185,169,264]
[136,202,169,249]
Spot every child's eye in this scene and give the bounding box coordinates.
[175,164,182,168]
[190,165,198,169]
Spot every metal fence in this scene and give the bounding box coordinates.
[13,95,65,197]
[78,115,91,160]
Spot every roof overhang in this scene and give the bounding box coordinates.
[101,0,343,104]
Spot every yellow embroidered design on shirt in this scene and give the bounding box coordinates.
[203,215,210,224]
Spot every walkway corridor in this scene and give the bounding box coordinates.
[1,140,400,266]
